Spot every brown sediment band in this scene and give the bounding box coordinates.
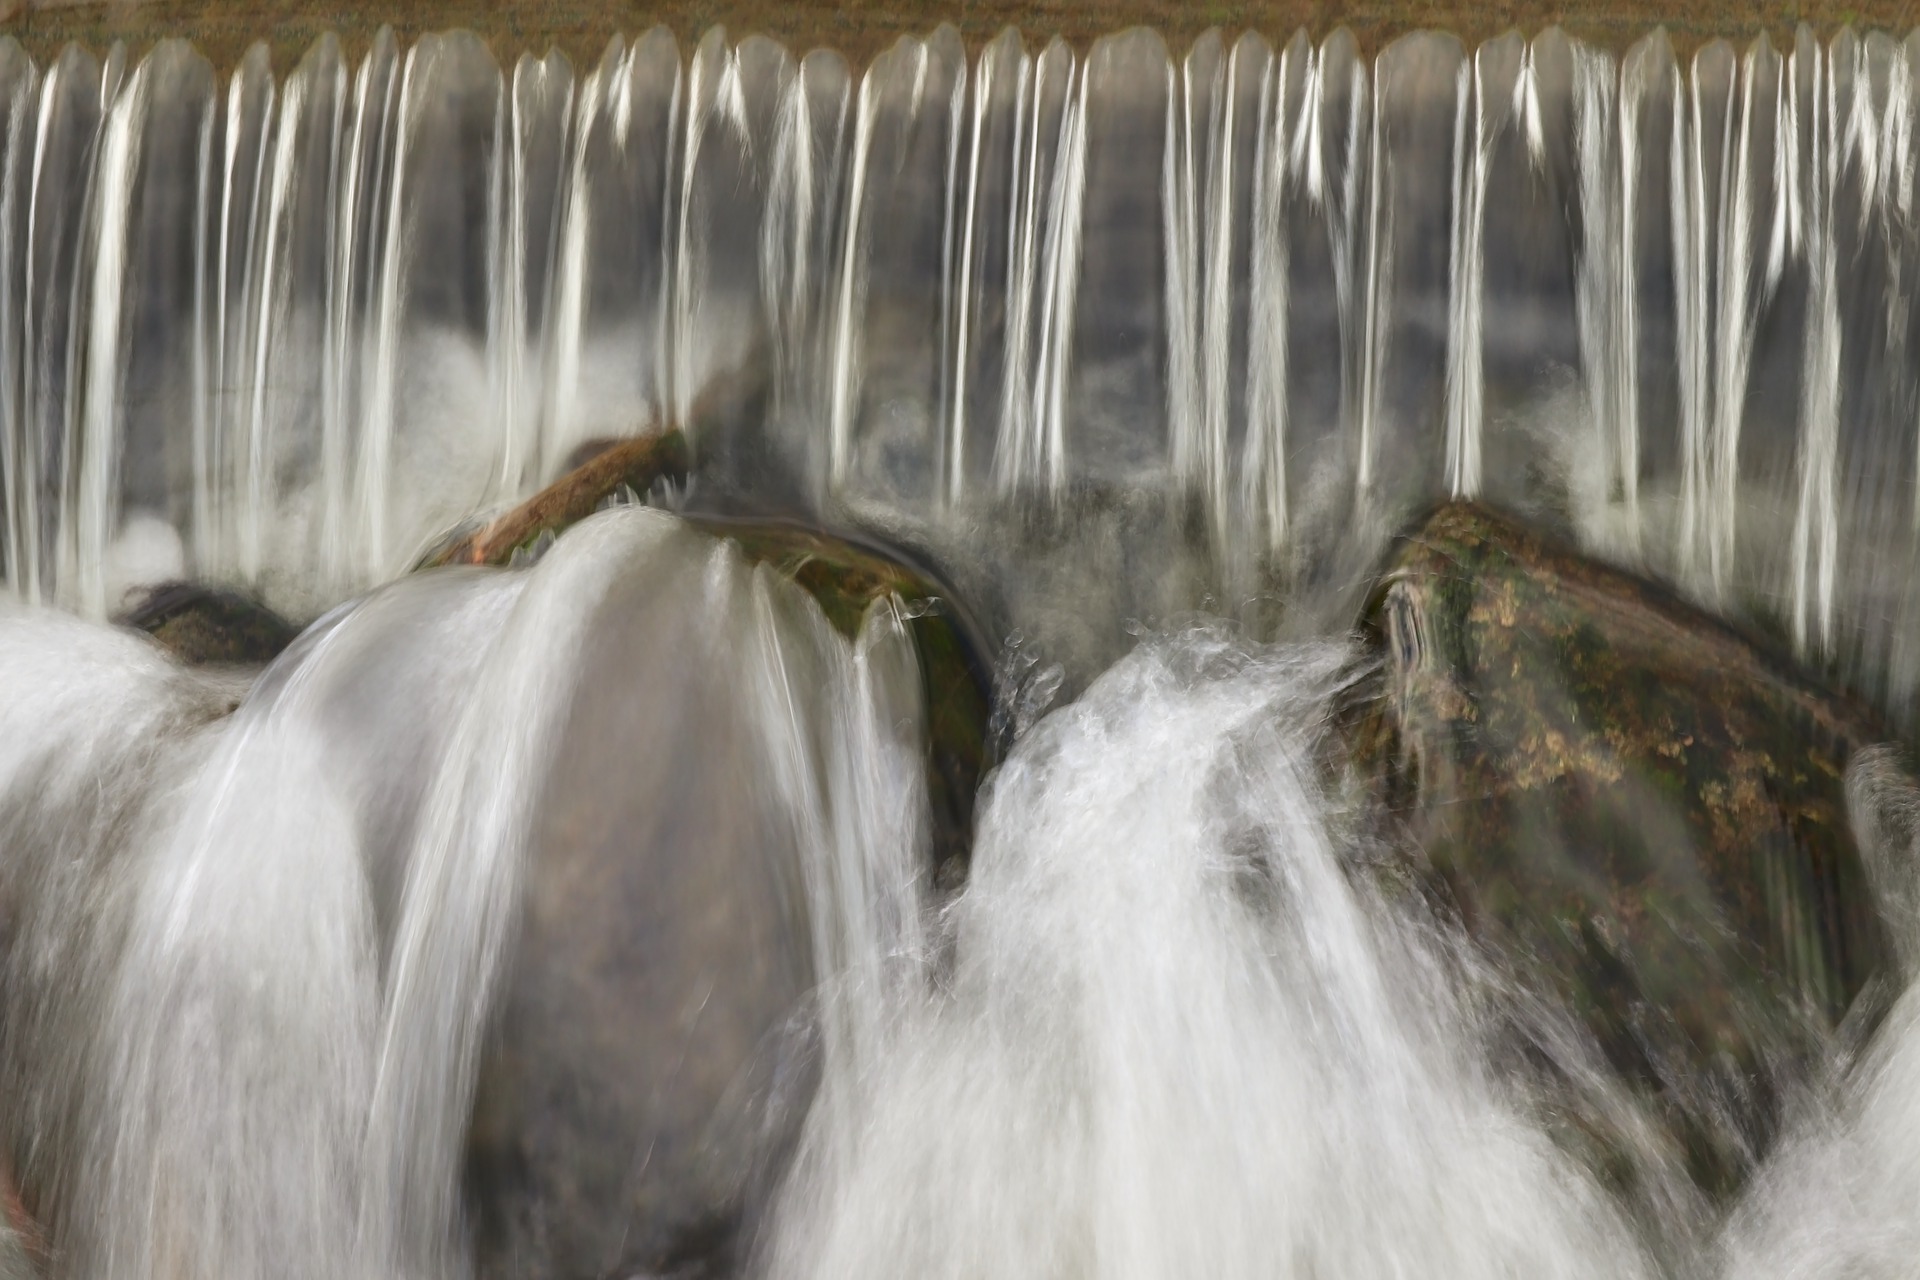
[1,0,1915,77]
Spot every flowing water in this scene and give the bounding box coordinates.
[3,17,1920,1280]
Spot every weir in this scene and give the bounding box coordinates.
[1,14,1919,1280]
[3,25,1919,704]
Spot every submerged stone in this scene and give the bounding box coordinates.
[117,582,301,667]
[1340,501,1898,1207]
[436,490,991,1274]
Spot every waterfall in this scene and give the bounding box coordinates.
[0,505,933,1277]
[12,17,1920,1278]
[758,633,1659,1279]
[3,24,1918,713]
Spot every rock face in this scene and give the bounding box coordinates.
[1340,502,1896,1206]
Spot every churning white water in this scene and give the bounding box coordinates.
[3,500,1920,1275]
[759,634,1656,1280]
[0,506,933,1278]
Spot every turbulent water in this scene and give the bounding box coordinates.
[5,15,1920,1280]
[6,528,1920,1277]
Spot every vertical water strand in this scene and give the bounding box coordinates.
[541,39,611,477]
[992,40,1074,495]
[1443,44,1488,498]
[1618,32,1680,558]
[1886,37,1920,551]
[1202,34,1268,548]
[946,29,1024,501]
[320,27,396,599]
[1241,33,1293,559]
[99,43,218,607]
[356,36,413,585]
[1792,30,1840,657]
[307,39,347,583]
[182,48,212,582]
[670,30,787,440]
[670,30,719,431]
[239,37,356,609]
[1190,32,1274,556]
[989,37,1036,494]
[1031,44,1087,495]
[540,30,680,477]
[1898,32,1920,722]
[1356,49,1387,500]
[356,33,505,584]
[67,55,142,618]
[826,51,877,489]
[763,51,815,388]
[1279,31,1367,559]
[1198,33,1237,523]
[945,36,994,504]
[479,64,508,496]
[1572,40,1628,535]
[491,51,572,500]
[934,32,968,498]
[1706,39,1783,601]
[1671,47,1717,596]
[208,42,270,582]
[1163,35,1208,495]
[238,57,304,585]
[818,29,962,511]
[0,41,39,591]
[795,50,854,494]
[18,46,106,604]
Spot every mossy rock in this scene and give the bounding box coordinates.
[1339,501,1895,1206]
[684,514,991,882]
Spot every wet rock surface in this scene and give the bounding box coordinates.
[1340,501,1899,1207]
[448,492,990,1275]
[117,582,302,667]
[684,514,992,882]
[465,537,821,1279]
[418,430,692,571]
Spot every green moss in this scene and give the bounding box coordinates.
[1341,500,1894,1205]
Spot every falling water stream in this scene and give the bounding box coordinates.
[5,16,1920,1280]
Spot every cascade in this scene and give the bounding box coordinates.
[0,24,1917,708]
[3,15,1920,1279]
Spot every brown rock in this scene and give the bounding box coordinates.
[1340,501,1898,1207]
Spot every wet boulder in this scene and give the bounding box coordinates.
[1339,501,1897,1206]
[117,582,301,667]
[448,465,990,1276]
